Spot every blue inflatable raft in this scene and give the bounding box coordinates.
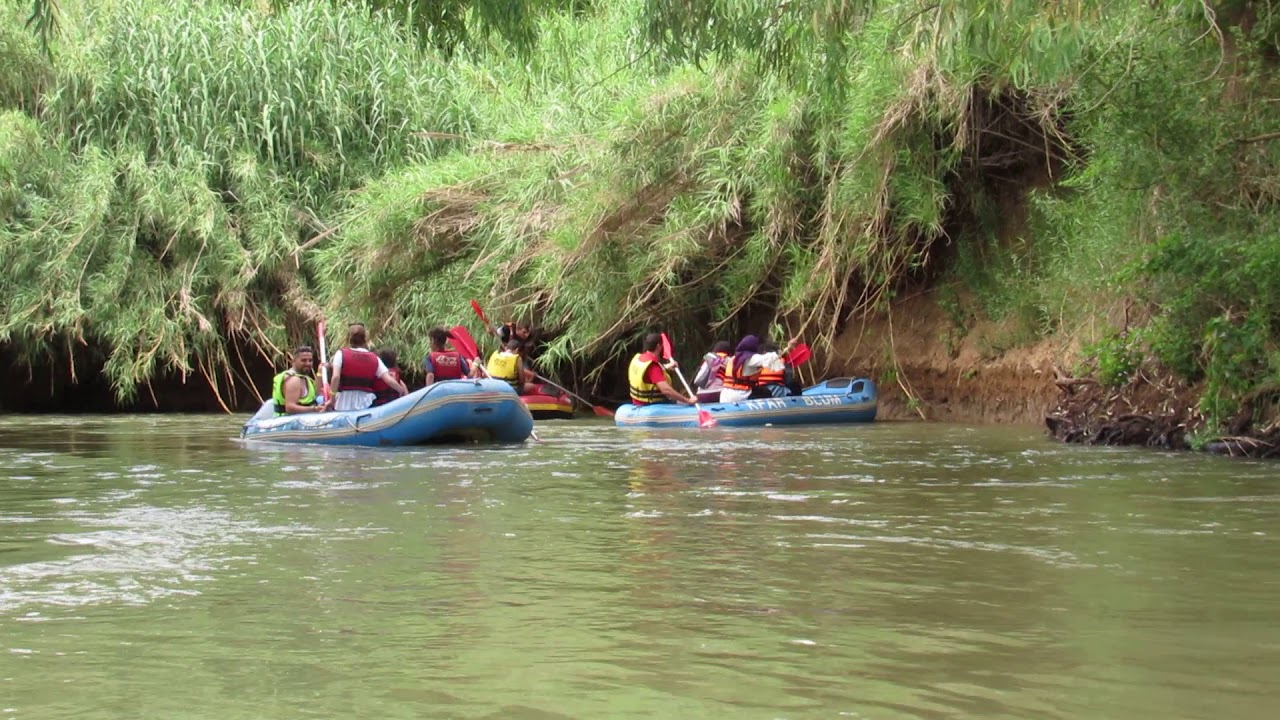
[614,377,878,429]
[241,378,534,446]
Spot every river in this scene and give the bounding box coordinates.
[1,415,1277,719]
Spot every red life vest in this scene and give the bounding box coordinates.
[370,367,401,406]
[428,350,464,381]
[721,356,757,392]
[337,348,379,391]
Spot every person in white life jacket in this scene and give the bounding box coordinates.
[423,327,476,385]
[325,322,408,412]
[271,345,322,415]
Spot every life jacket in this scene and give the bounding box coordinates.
[628,352,667,405]
[698,351,729,390]
[712,351,729,382]
[428,350,464,381]
[486,351,521,387]
[721,356,757,392]
[337,347,379,392]
[272,369,316,415]
[370,367,401,407]
[757,364,785,386]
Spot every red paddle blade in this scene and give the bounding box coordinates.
[449,325,480,360]
[697,409,717,428]
[660,332,674,360]
[785,343,812,366]
[593,405,616,418]
[469,300,489,326]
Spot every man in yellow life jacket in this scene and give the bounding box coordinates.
[272,346,323,415]
[486,339,536,395]
[628,333,696,406]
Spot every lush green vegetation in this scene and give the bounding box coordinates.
[2,0,1278,433]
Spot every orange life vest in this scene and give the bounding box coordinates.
[757,365,785,385]
[721,356,756,392]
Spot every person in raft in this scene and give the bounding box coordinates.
[369,348,404,407]
[422,327,475,385]
[628,333,696,406]
[272,345,323,415]
[718,334,800,403]
[325,323,408,412]
[482,317,533,354]
[486,338,537,394]
[752,339,793,399]
[692,340,732,404]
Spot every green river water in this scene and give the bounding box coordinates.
[1,415,1277,719]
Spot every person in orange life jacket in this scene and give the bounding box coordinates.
[422,327,476,385]
[324,322,407,411]
[752,340,791,399]
[718,334,800,403]
[369,349,404,407]
[628,332,695,406]
[692,340,732,404]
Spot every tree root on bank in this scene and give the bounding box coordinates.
[1044,368,1280,459]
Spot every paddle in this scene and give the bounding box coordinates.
[464,305,613,418]
[316,319,332,405]
[784,342,812,366]
[529,373,614,418]
[661,333,717,428]
[449,324,540,442]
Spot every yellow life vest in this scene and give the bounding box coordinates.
[486,351,521,387]
[272,369,317,415]
[628,353,667,405]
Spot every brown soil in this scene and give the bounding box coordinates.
[822,291,1067,425]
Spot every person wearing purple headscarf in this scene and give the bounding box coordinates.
[718,334,800,403]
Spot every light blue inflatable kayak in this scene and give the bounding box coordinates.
[614,377,878,429]
[240,378,534,446]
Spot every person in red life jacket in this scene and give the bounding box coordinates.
[628,332,695,406]
[324,322,407,412]
[370,349,404,407]
[692,340,732,403]
[422,327,475,385]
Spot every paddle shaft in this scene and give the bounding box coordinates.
[532,373,613,417]
[317,320,332,401]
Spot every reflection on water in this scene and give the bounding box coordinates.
[1,415,1277,719]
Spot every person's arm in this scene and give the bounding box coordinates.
[325,352,343,410]
[283,375,322,414]
[422,356,435,386]
[693,359,712,389]
[656,379,695,405]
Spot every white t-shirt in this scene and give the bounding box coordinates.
[717,352,784,403]
[330,347,392,412]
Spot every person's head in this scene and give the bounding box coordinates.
[761,339,779,354]
[428,326,452,351]
[514,321,532,341]
[347,322,368,347]
[505,338,522,353]
[642,332,663,354]
[711,340,731,354]
[378,348,398,370]
[290,345,314,374]
[734,334,761,366]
